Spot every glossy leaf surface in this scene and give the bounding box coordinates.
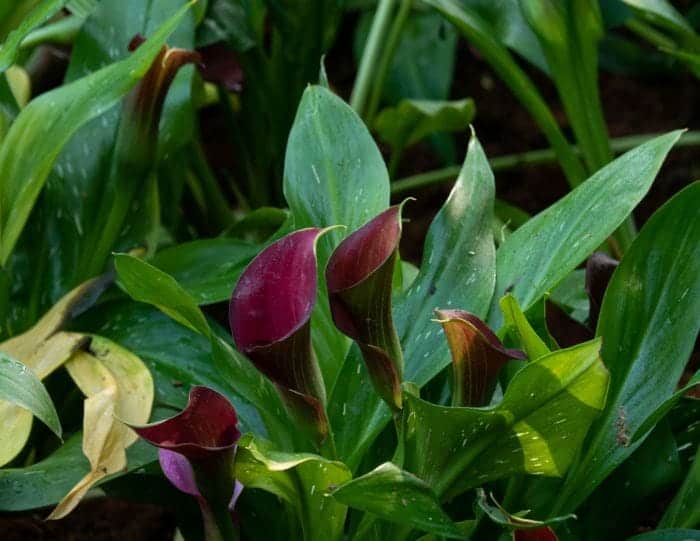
[150,238,259,304]
[402,339,608,500]
[332,462,466,539]
[558,182,700,512]
[0,351,61,437]
[115,253,211,337]
[489,131,682,328]
[0,2,193,265]
[235,434,350,541]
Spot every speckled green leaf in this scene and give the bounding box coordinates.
[0,2,192,266]
[149,238,260,305]
[114,253,210,337]
[557,182,700,512]
[402,339,608,501]
[0,352,61,437]
[489,131,682,329]
[332,462,467,539]
[235,434,351,541]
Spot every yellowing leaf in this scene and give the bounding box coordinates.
[0,332,86,466]
[0,276,107,466]
[49,337,153,519]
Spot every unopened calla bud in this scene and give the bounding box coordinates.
[436,309,525,407]
[326,205,406,411]
[229,228,330,445]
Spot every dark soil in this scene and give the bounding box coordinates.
[0,498,174,541]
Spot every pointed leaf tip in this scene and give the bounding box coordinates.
[230,228,323,351]
[130,386,239,459]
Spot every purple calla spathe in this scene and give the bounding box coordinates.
[229,228,330,445]
[436,309,526,407]
[129,386,241,540]
[326,205,406,411]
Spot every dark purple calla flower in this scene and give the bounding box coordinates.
[131,385,240,460]
[129,386,241,540]
[326,205,405,411]
[230,228,329,443]
[436,309,526,407]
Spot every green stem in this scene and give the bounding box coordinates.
[626,17,677,50]
[390,130,700,194]
[428,0,587,188]
[350,0,395,116]
[20,16,83,49]
[365,0,413,122]
[190,140,234,231]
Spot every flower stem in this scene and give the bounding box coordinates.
[365,0,413,122]
[350,0,395,117]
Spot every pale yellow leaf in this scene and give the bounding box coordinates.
[49,337,153,519]
[0,276,109,466]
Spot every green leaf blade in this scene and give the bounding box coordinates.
[558,181,700,512]
[489,130,683,328]
[0,352,62,438]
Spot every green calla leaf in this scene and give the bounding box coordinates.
[114,253,211,338]
[332,462,467,539]
[283,85,390,392]
[149,238,260,305]
[374,98,475,151]
[402,339,608,501]
[626,529,700,541]
[0,0,68,72]
[500,293,551,360]
[489,130,682,329]
[520,0,611,172]
[235,434,351,541]
[28,0,196,311]
[0,0,193,266]
[622,0,697,38]
[0,351,62,438]
[659,446,700,529]
[329,132,496,470]
[558,182,700,512]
